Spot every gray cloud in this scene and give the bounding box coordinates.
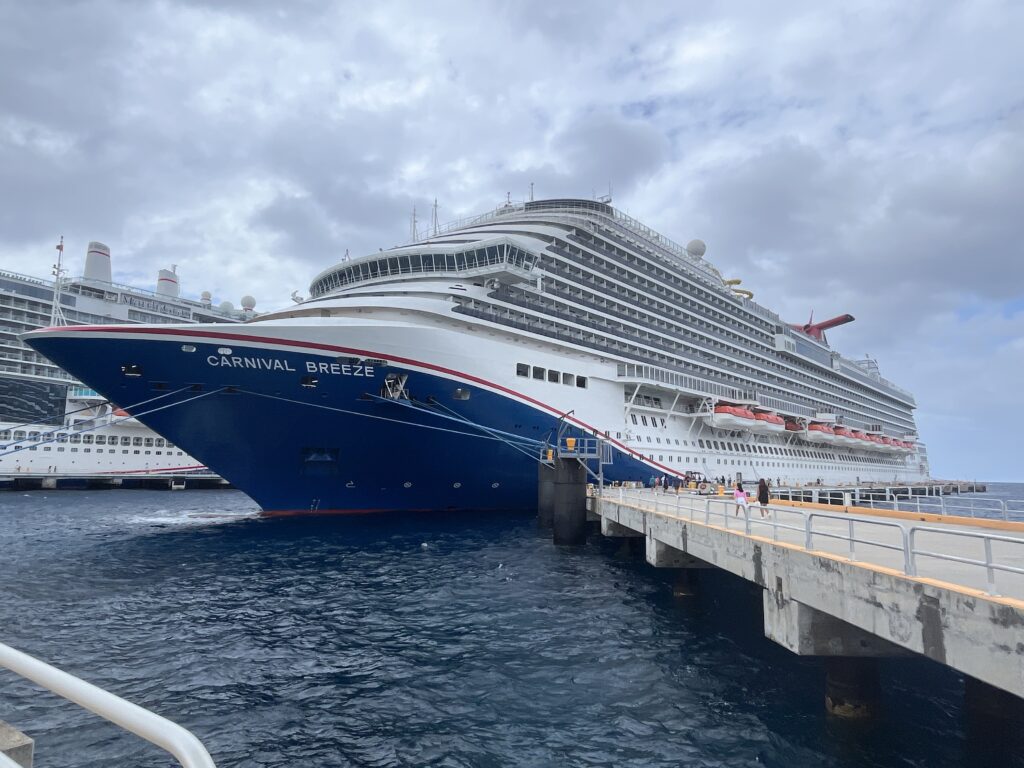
[1,0,1022,478]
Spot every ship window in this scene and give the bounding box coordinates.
[630,415,637,425]
[453,388,471,400]
[144,450,151,455]
[532,366,544,380]
[121,363,143,377]
[144,438,154,447]
[69,434,81,444]
[217,347,232,355]
[56,433,67,443]
[121,437,131,446]
[641,416,648,426]
[562,373,574,386]
[576,376,587,389]
[547,370,560,383]
[29,432,40,442]
[516,363,529,377]
[95,435,106,445]
[83,435,93,444]
[156,438,165,447]
[133,437,143,446]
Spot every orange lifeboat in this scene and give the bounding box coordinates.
[805,423,834,443]
[833,427,857,446]
[752,412,785,433]
[708,404,757,430]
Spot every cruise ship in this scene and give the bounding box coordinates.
[23,199,929,511]
[0,241,253,478]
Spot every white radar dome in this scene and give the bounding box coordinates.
[200,290,212,303]
[219,301,235,313]
[240,295,256,310]
[686,239,707,258]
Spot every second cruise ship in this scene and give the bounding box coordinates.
[23,198,929,512]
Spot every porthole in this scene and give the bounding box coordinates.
[121,363,143,377]
[491,482,500,488]
[403,481,412,488]
[181,344,196,353]
[453,482,462,488]
[217,347,233,355]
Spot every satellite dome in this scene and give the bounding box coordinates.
[200,290,212,302]
[686,239,707,258]
[240,295,256,310]
[219,301,235,313]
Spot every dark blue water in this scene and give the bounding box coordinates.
[1,486,1022,767]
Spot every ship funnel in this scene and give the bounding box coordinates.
[84,241,112,283]
[789,313,855,342]
[156,266,179,297]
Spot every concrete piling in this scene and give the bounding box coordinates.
[824,657,881,719]
[551,459,587,546]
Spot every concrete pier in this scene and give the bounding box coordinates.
[0,720,33,767]
[589,489,1024,715]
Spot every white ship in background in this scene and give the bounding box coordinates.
[0,240,255,480]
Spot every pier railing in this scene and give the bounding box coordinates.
[0,640,216,767]
[606,489,1024,597]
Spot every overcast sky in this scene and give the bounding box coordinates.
[1,1,1021,480]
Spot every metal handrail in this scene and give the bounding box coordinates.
[0,641,216,767]
[610,489,1023,596]
[908,527,1024,595]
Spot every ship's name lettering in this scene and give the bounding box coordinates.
[207,355,295,371]
[204,355,374,377]
[305,361,375,377]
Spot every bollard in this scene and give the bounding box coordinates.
[552,459,588,545]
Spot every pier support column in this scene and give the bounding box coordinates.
[764,595,907,719]
[0,721,33,767]
[645,537,713,597]
[824,658,880,719]
[552,459,588,546]
[537,463,555,528]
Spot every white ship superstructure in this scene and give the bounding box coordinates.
[306,198,929,486]
[23,199,930,513]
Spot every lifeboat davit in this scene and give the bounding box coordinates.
[805,423,834,443]
[784,420,801,433]
[752,412,786,434]
[707,405,757,430]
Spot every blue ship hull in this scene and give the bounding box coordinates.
[27,331,657,513]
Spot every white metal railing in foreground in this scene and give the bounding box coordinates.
[0,641,215,768]
[606,489,1024,597]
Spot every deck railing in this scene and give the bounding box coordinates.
[0,641,216,767]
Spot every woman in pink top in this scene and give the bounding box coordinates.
[733,482,749,516]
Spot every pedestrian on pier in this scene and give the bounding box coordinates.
[757,478,769,518]
[733,482,749,516]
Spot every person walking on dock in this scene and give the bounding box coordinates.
[757,478,769,518]
[733,482,749,516]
